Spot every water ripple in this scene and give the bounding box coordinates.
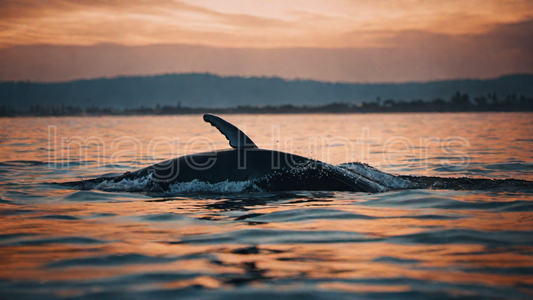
[174,229,380,245]
[391,229,533,247]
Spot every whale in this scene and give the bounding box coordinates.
[65,114,393,193]
[63,114,532,193]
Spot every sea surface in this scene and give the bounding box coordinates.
[1,113,533,299]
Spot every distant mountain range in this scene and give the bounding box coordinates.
[1,73,532,110]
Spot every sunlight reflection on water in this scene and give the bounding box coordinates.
[0,113,532,299]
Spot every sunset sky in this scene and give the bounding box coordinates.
[1,0,532,82]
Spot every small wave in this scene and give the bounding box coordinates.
[168,180,261,194]
[0,160,48,166]
[89,174,263,194]
[92,174,155,192]
[5,236,106,246]
[242,208,377,223]
[136,213,212,225]
[358,190,533,211]
[174,229,380,245]
[34,214,80,220]
[391,229,533,247]
[63,190,124,202]
[0,233,38,243]
[360,191,469,209]
[463,266,533,276]
[47,254,181,268]
[484,162,533,171]
[372,256,422,264]
[0,208,38,216]
[433,199,533,212]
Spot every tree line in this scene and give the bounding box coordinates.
[1,92,532,117]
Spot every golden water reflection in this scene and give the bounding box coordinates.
[0,114,532,297]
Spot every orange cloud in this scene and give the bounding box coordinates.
[1,0,532,48]
[1,18,532,83]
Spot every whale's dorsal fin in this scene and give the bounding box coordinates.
[203,114,258,148]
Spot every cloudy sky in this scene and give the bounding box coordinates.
[1,0,532,82]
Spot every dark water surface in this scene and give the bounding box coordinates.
[1,113,532,299]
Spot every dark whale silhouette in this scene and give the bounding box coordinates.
[65,114,393,193]
[63,114,532,193]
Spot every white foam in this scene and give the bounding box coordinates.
[92,173,155,192]
[167,179,262,193]
[89,173,262,194]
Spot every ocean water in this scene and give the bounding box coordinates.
[1,113,532,299]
